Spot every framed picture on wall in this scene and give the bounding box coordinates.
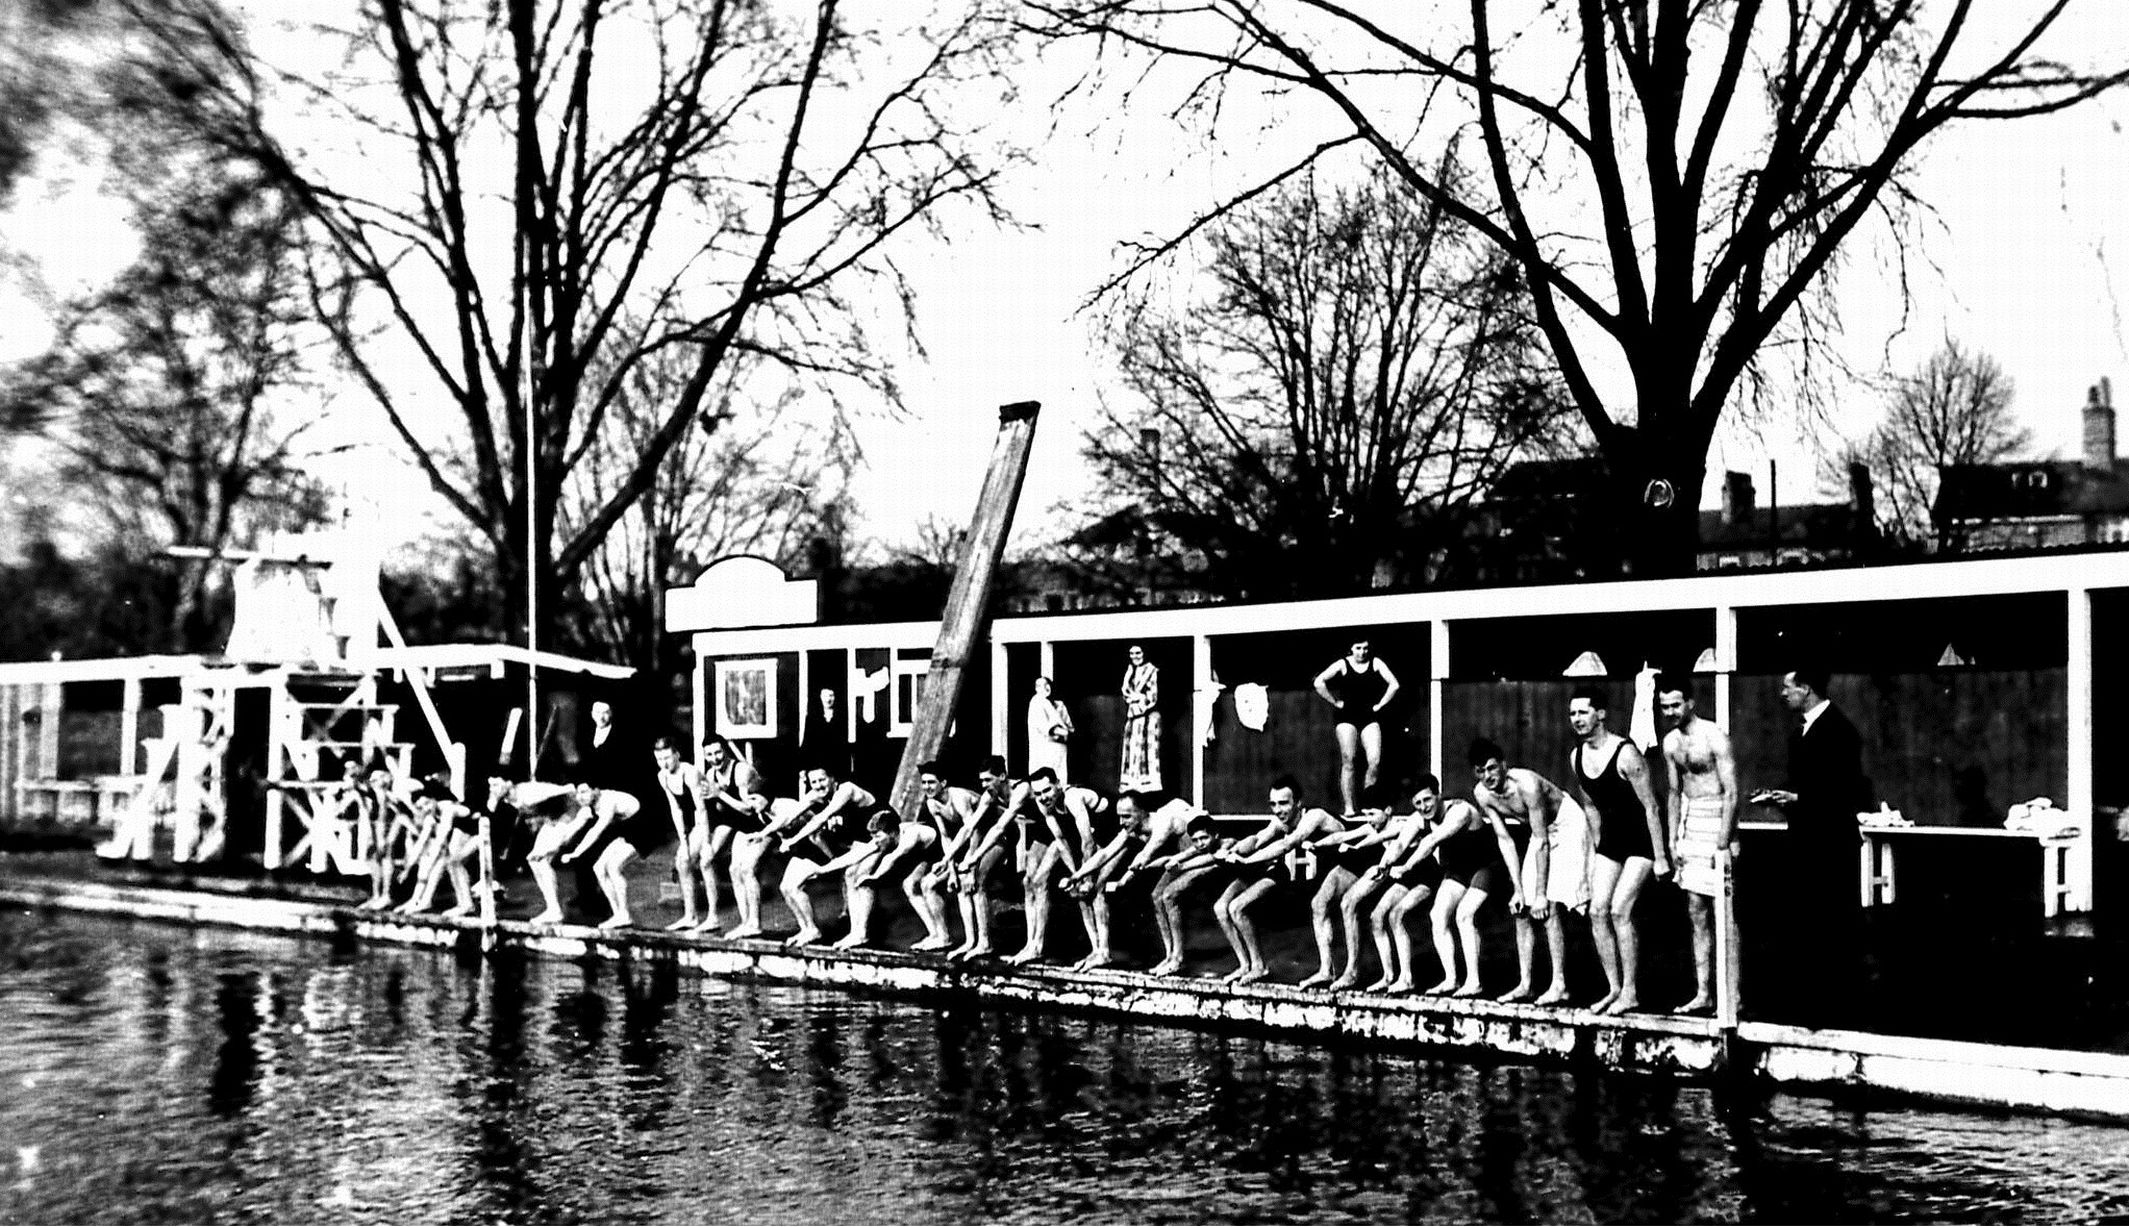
[715,658,778,739]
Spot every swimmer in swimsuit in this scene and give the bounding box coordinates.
[1658,674,1739,1016]
[1568,683,1671,1015]
[764,763,878,946]
[396,776,486,917]
[1212,774,1343,985]
[1395,773,1524,997]
[901,761,975,950]
[558,772,663,931]
[940,756,1021,959]
[1006,769,1109,968]
[1090,791,1212,974]
[1347,775,1449,992]
[701,736,774,938]
[652,735,713,932]
[1470,736,1592,1006]
[1297,781,1403,987]
[1313,637,1403,815]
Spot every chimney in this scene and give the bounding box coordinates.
[1721,471,1755,527]
[1849,461,1875,534]
[2084,378,2116,473]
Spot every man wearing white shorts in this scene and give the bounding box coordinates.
[1659,675,1739,1014]
[1470,736,1590,1006]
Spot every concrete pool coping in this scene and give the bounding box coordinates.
[4,869,2125,1123]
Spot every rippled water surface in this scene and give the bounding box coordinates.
[1,909,2125,1224]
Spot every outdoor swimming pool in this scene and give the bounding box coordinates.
[1,908,2123,1223]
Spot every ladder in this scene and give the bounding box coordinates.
[264,669,414,875]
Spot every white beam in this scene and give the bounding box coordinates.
[2067,585,2094,913]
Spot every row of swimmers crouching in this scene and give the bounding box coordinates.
[424,736,1628,1012]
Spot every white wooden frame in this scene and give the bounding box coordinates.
[714,657,779,740]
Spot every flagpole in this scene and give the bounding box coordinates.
[524,299,540,776]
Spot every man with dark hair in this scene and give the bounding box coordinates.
[1005,767,1110,967]
[1469,734,1591,1006]
[1212,774,1343,984]
[1658,674,1740,1015]
[907,760,979,951]
[763,761,878,946]
[941,755,1021,958]
[1567,684,1670,1015]
[1761,666,1871,1026]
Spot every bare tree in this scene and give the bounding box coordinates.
[0,140,333,650]
[1082,163,1575,597]
[1024,0,2125,574]
[1828,339,2028,549]
[567,339,857,690]
[135,0,1012,645]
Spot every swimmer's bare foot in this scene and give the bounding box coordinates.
[598,914,633,931]
[1535,983,1572,1007]
[783,928,823,947]
[1422,976,1458,995]
[358,897,388,911]
[1673,993,1716,1016]
[1383,977,1415,994]
[1298,969,1334,989]
[1080,952,1115,971]
[831,933,866,950]
[1601,994,1640,1016]
[1003,949,1040,967]
[957,942,994,960]
[666,916,698,932]
[1235,966,1269,985]
[1329,971,1360,991]
[1497,981,1536,1003]
[724,922,763,939]
[1591,990,1620,1014]
[439,903,472,918]
[686,918,725,936]
[911,936,953,952]
[1452,978,1486,998]
[1149,957,1183,976]
[1358,974,1391,993]
[527,908,564,925]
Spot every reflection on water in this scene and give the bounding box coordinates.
[2,910,2125,1224]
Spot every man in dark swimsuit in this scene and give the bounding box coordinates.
[1298,781,1403,987]
[1006,768,1111,968]
[766,763,878,946]
[1567,683,1670,1015]
[1213,774,1342,984]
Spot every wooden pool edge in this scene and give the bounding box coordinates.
[5,872,2125,1122]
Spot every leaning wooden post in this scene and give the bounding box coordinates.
[890,401,1041,821]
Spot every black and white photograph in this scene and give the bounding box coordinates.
[3,1,2129,1222]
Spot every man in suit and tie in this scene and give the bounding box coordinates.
[1759,666,1871,1026]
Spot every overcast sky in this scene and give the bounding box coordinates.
[4,3,2126,561]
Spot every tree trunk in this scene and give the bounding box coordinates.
[1594,424,1704,579]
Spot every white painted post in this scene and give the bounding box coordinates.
[991,638,1011,762]
[119,677,141,776]
[691,649,706,767]
[1192,634,1211,804]
[1713,603,1741,1030]
[1713,605,1737,732]
[1429,620,1450,780]
[2067,584,2094,914]
[263,683,286,870]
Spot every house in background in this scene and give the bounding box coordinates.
[1474,454,1880,579]
[1694,464,1881,571]
[1934,379,2129,551]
